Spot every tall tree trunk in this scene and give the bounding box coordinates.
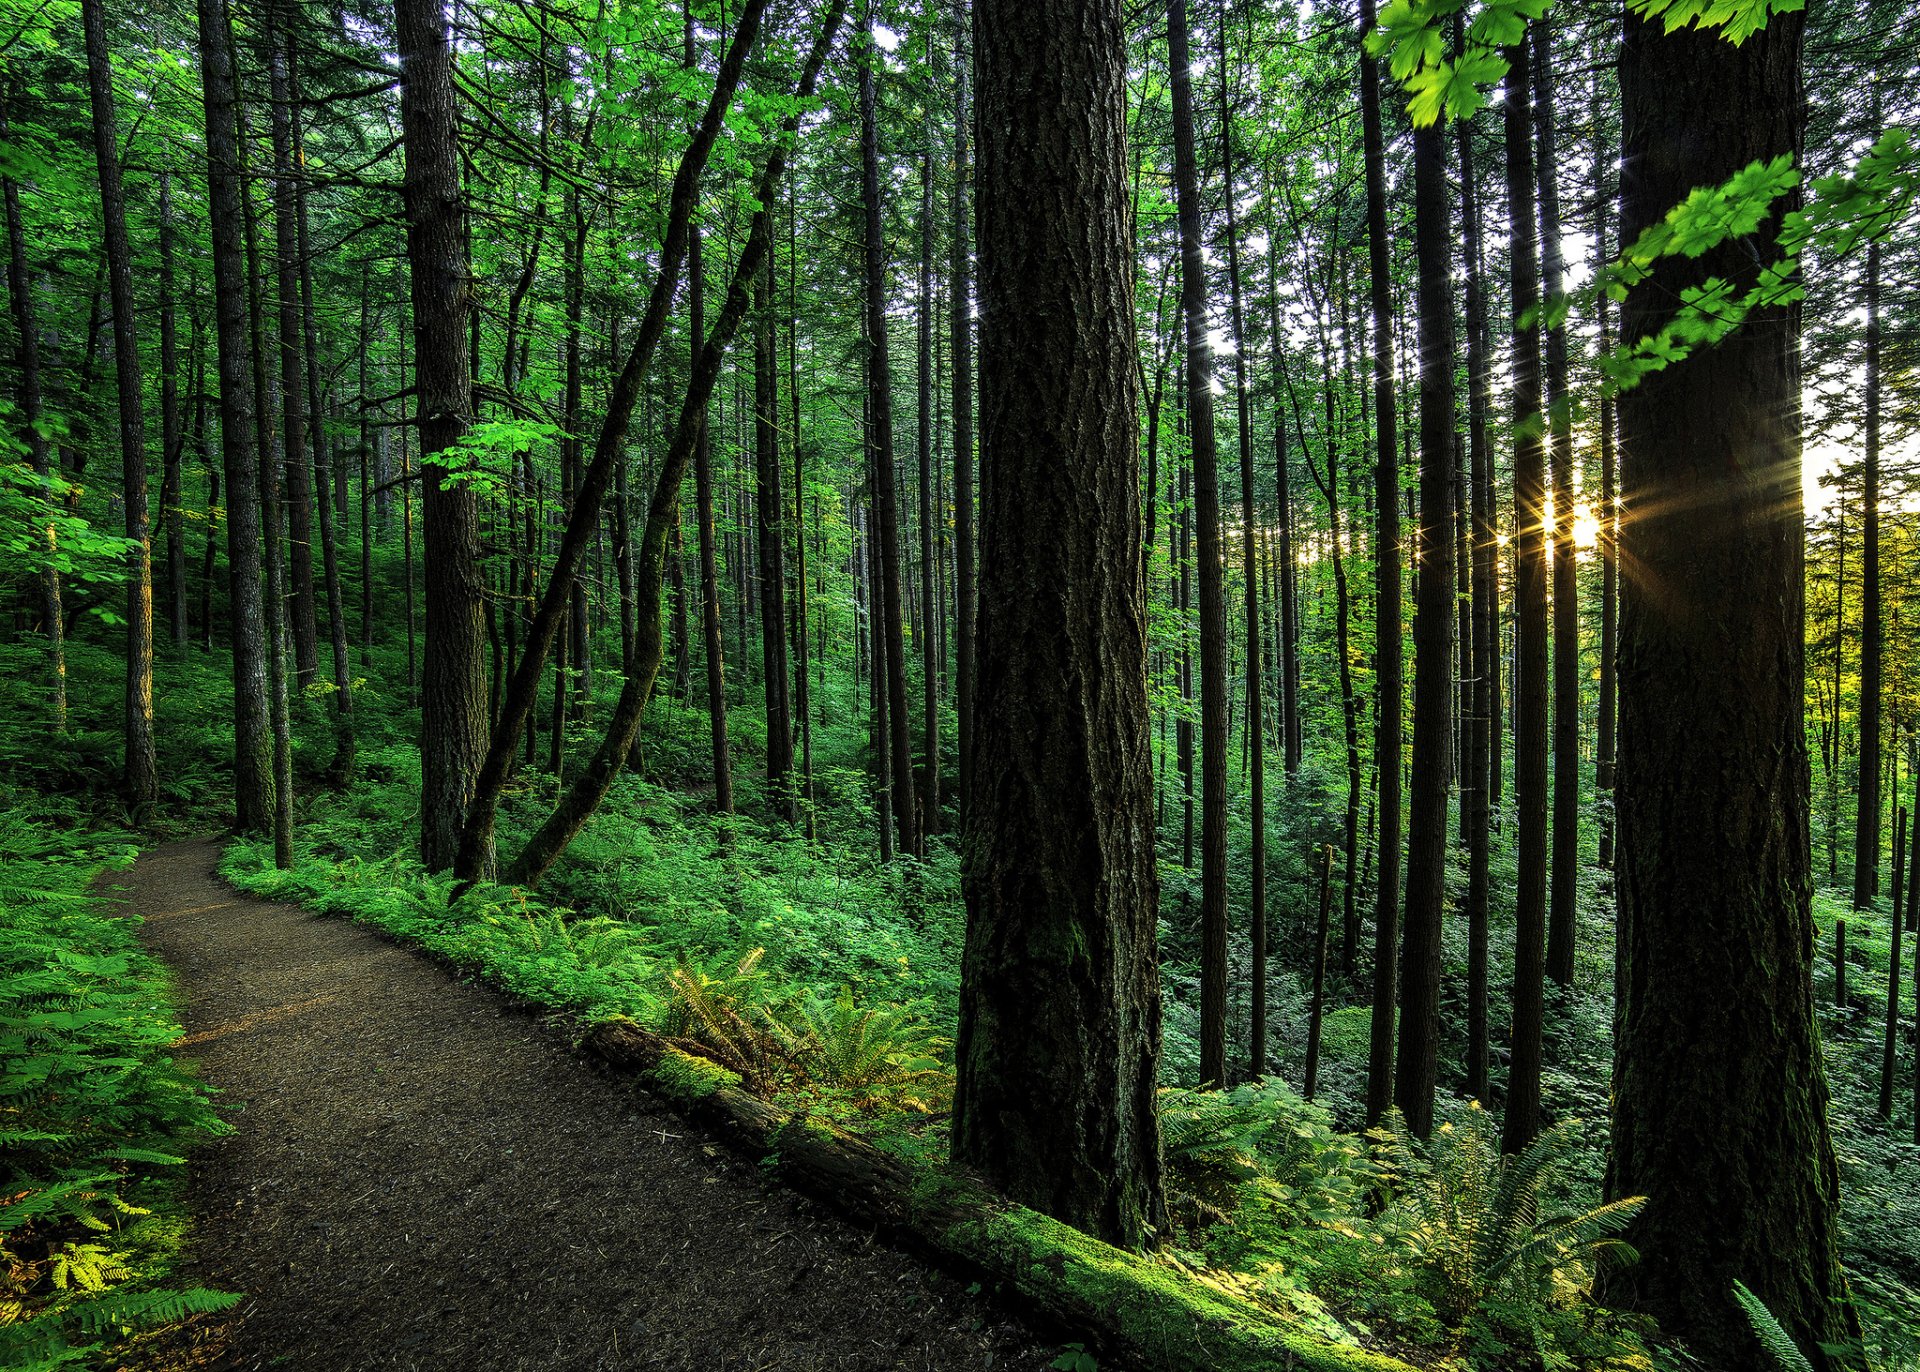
[952,0,1166,1248]
[693,185,733,813]
[159,172,189,650]
[1593,63,1619,874]
[1167,0,1230,1088]
[756,247,794,815]
[1358,0,1403,1126]
[1501,36,1549,1156]
[1534,24,1579,989]
[193,0,273,830]
[1604,11,1856,1364]
[859,2,921,859]
[81,0,157,809]
[397,0,487,872]
[1853,115,1883,912]
[1394,116,1455,1140]
[1215,6,1265,1079]
[916,64,940,834]
[950,0,974,823]
[1457,78,1495,1106]
[790,184,815,835]
[2,108,68,736]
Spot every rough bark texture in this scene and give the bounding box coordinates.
[195,0,274,834]
[81,0,157,809]
[397,0,487,873]
[1394,118,1453,1140]
[1167,0,1230,1089]
[952,0,1167,1249]
[1604,12,1857,1366]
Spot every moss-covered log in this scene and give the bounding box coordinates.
[584,1020,1417,1372]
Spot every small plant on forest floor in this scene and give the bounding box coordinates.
[1370,1104,1644,1335]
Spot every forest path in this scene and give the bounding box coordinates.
[115,839,1042,1372]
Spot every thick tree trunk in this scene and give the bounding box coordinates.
[1501,41,1549,1156]
[1394,117,1454,1140]
[195,0,274,834]
[952,0,1166,1248]
[1167,0,1230,1089]
[1604,12,1857,1365]
[81,0,157,810]
[397,0,487,872]
[159,173,189,651]
[1358,0,1402,1126]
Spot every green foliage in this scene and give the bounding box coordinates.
[1732,1280,1818,1372]
[0,798,238,1368]
[1369,1105,1644,1329]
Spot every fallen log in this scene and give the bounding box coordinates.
[583,1018,1419,1372]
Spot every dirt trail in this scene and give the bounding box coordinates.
[115,839,1046,1372]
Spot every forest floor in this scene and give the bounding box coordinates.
[111,839,1050,1372]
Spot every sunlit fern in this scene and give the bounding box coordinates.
[1371,1103,1644,1325]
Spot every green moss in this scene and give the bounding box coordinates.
[921,1187,1420,1372]
[647,1048,741,1105]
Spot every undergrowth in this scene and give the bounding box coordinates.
[0,793,239,1370]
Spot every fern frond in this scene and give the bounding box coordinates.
[1732,1280,1817,1372]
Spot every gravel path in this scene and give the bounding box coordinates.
[115,839,1048,1372]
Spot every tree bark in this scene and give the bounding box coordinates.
[1167,0,1230,1089]
[950,1,974,824]
[195,0,275,835]
[1501,39,1548,1156]
[952,0,1166,1247]
[757,247,794,816]
[859,2,922,859]
[1394,116,1454,1140]
[1358,0,1402,1126]
[1604,11,1857,1364]
[81,0,157,810]
[1533,24,1578,989]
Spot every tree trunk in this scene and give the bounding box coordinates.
[757,247,794,817]
[916,69,940,835]
[397,0,487,872]
[1501,39,1549,1156]
[81,0,157,810]
[158,172,189,651]
[1215,8,1265,1079]
[194,0,274,834]
[1167,0,1230,1089]
[1358,0,1402,1126]
[1394,116,1454,1140]
[953,0,1166,1247]
[1534,24,1579,989]
[2,108,68,737]
[694,195,734,814]
[1456,71,1494,1106]
[859,2,922,860]
[950,0,974,823]
[1593,62,1618,874]
[1604,11,1857,1364]
[1853,140,1883,911]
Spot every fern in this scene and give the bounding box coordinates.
[1371,1104,1646,1326]
[1733,1281,1819,1372]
